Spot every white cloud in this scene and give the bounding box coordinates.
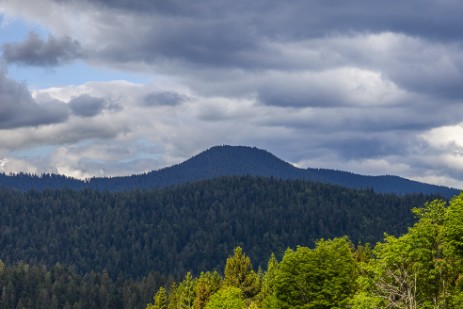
[0,157,39,175]
[422,124,463,149]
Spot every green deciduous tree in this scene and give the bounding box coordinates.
[360,198,462,308]
[445,193,463,258]
[204,286,245,309]
[274,237,357,308]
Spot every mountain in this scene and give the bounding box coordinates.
[89,145,304,190]
[55,145,463,198]
[0,145,460,197]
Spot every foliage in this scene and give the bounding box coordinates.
[224,247,260,299]
[256,253,278,307]
[1,174,460,309]
[204,286,245,309]
[144,193,463,309]
[147,248,257,309]
[147,287,168,309]
[355,196,463,308]
[444,193,463,258]
[178,272,196,309]
[4,192,463,309]
[274,237,357,308]
[194,271,222,309]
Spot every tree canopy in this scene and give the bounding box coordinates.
[144,192,463,309]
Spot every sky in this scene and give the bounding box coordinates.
[0,0,463,189]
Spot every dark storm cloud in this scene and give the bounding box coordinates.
[55,0,262,17]
[389,63,463,100]
[142,91,189,107]
[42,0,463,76]
[0,69,69,129]
[69,95,106,117]
[65,0,463,104]
[326,135,410,160]
[2,32,83,67]
[257,84,339,108]
[257,101,463,138]
[93,17,260,70]
[55,0,463,41]
[73,0,463,45]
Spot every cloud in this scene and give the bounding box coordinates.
[43,1,462,68]
[47,139,162,179]
[0,157,40,175]
[142,91,189,107]
[0,68,69,129]
[1,0,463,189]
[2,31,83,66]
[255,68,405,108]
[49,0,463,40]
[69,94,106,117]
[0,80,139,152]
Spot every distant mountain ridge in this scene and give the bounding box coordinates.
[0,145,460,198]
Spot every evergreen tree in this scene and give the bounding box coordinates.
[178,272,195,309]
[168,282,180,309]
[194,271,222,309]
[223,247,260,299]
[257,253,278,308]
[146,287,168,309]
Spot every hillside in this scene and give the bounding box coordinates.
[0,145,460,197]
[0,176,437,279]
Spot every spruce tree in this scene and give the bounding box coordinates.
[224,247,260,299]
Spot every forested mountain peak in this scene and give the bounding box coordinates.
[165,145,298,176]
[0,145,460,197]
